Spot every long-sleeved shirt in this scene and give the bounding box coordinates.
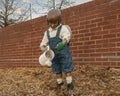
[40,24,72,51]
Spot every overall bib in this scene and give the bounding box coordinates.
[47,25,74,73]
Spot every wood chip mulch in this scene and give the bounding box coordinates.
[0,65,120,96]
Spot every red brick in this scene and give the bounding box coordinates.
[118,14,120,19]
[103,25,116,30]
[94,0,110,4]
[103,34,116,38]
[80,20,90,25]
[104,15,117,21]
[95,48,109,53]
[90,27,102,32]
[109,38,120,43]
[91,18,103,23]
[97,21,110,26]
[86,24,97,28]
[96,58,108,61]
[91,35,102,40]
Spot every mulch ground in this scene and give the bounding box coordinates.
[0,65,120,96]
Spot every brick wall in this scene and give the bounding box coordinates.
[0,0,120,67]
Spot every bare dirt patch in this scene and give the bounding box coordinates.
[0,65,120,96]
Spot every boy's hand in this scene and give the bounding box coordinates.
[56,42,64,51]
[41,45,48,51]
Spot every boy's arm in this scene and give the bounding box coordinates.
[40,31,49,51]
[61,25,72,44]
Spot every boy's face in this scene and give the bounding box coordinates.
[48,20,59,29]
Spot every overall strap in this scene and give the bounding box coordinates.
[47,30,50,40]
[56,25,62,38]
[47,25,62,39]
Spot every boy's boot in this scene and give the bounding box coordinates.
[56,82,64,90]
[67,82,74,91]
[56,78,64,90]
[66,76,74,95]
[55,81,64,95]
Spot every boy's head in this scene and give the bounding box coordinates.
[47,9,61,29]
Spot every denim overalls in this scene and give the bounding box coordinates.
[47,25,74,73]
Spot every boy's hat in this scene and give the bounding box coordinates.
[47,9,61,24]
